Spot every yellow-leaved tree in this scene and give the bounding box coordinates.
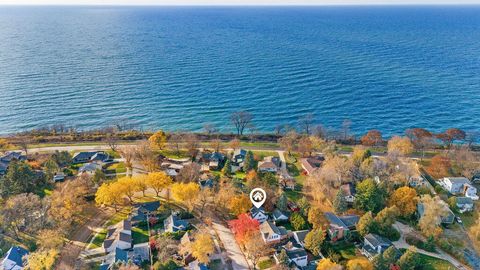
[26,249,58,270]
[387,136,414,156]
[389,186,418,217]
[347,258,373,270]
[147,172,173,196]
[228,194,252,216]
[190,232,215,264]
[117,176,141,203]
[317,259,343,270]
[149,130,167,150]
[171,182,200,211]
[95,182,124,211]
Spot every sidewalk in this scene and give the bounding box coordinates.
[212,221,250,270]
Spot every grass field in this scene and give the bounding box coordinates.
[416,253,457,270]
[87,229,107,249]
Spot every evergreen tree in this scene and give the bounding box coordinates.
[243,151,255,171]
[304,229,325,257]
[333,189,348,214]
[383,246,400,266]
[357,211,377,236]
[398,248,418,270]
[277,193,288,211]
[355,178,385,213]
[297,197,310,216]
[0,160,39,197]
[277,249,289,266]
[222,159,232,176]
[371,253,388,270]
[290,212,307,231]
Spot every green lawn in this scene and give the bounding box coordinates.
[234,171,246,180]
[258,258,275,270]
[158,149,190,159]
[132,227,149,244]
[285,189,303,201]
[105,162,127,174]
[87,229,107,249]
[106,207,132,226]
[209,259,224,270]
[416,253,457,270]
[253,150,279,159]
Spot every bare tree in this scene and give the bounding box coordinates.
[341,119,352,140]
[105,133,119,152]
[118,146,136,176]
[298,113,315,135]
[210,139,222,152]
[17,136,30,155]
[203,123,219,135]
[169,132,184,156]
[184,133,200,158]
[177,163,201,183]
[244,232,271,270]
[231,111,253,136]
[134,141,159,172]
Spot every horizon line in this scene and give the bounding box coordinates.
[2,3,480,6]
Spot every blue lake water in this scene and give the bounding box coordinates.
[0,6,479,135]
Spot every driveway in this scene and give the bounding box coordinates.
[393,222,471,270]
[212,221,250,270]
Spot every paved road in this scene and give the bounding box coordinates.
[56,207,111,270]
[393,222,471,270]
[212,221,250,270]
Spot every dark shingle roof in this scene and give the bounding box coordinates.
[364,233,391,248]
[4,246,29,267]
[119,232,132,244]
[338,215,360,228]
[286,248,308,260]
[115,247,129,263]
[135,201,161,213]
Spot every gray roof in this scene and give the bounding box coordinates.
[135,201,161,213]
[364,233,392,248]
[445,177,470,184]
[338,215,360,228]
[72,151,97,161]
[119,232,132,243]
[293,230,309,244]
[286,248,308,260]
[340,183,356,196]
[417,202,455,224]
[272,209,288,220]
[456,197,473,205]
[250,207,266,217]
[260,221,287,238]
[324,212,359,229]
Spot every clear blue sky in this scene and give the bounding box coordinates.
[2,0,480,5]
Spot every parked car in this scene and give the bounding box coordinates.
[455,216,463,224]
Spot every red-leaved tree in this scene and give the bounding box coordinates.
[228,213,260,245]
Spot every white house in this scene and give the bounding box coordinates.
[164,214,189,233]
[103,220,132,253]
[340,183,356,203]
[1,246,29,270]
[439,177,471,194]
[272,209,289,223]
[250,207,268,224]
[275,246,308,268]
[292,230,310,248]
[456,197,474,213]
[465,184,479,200]
[361,233,393,259]
[260,221,288,244]
[258,156,281,173]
